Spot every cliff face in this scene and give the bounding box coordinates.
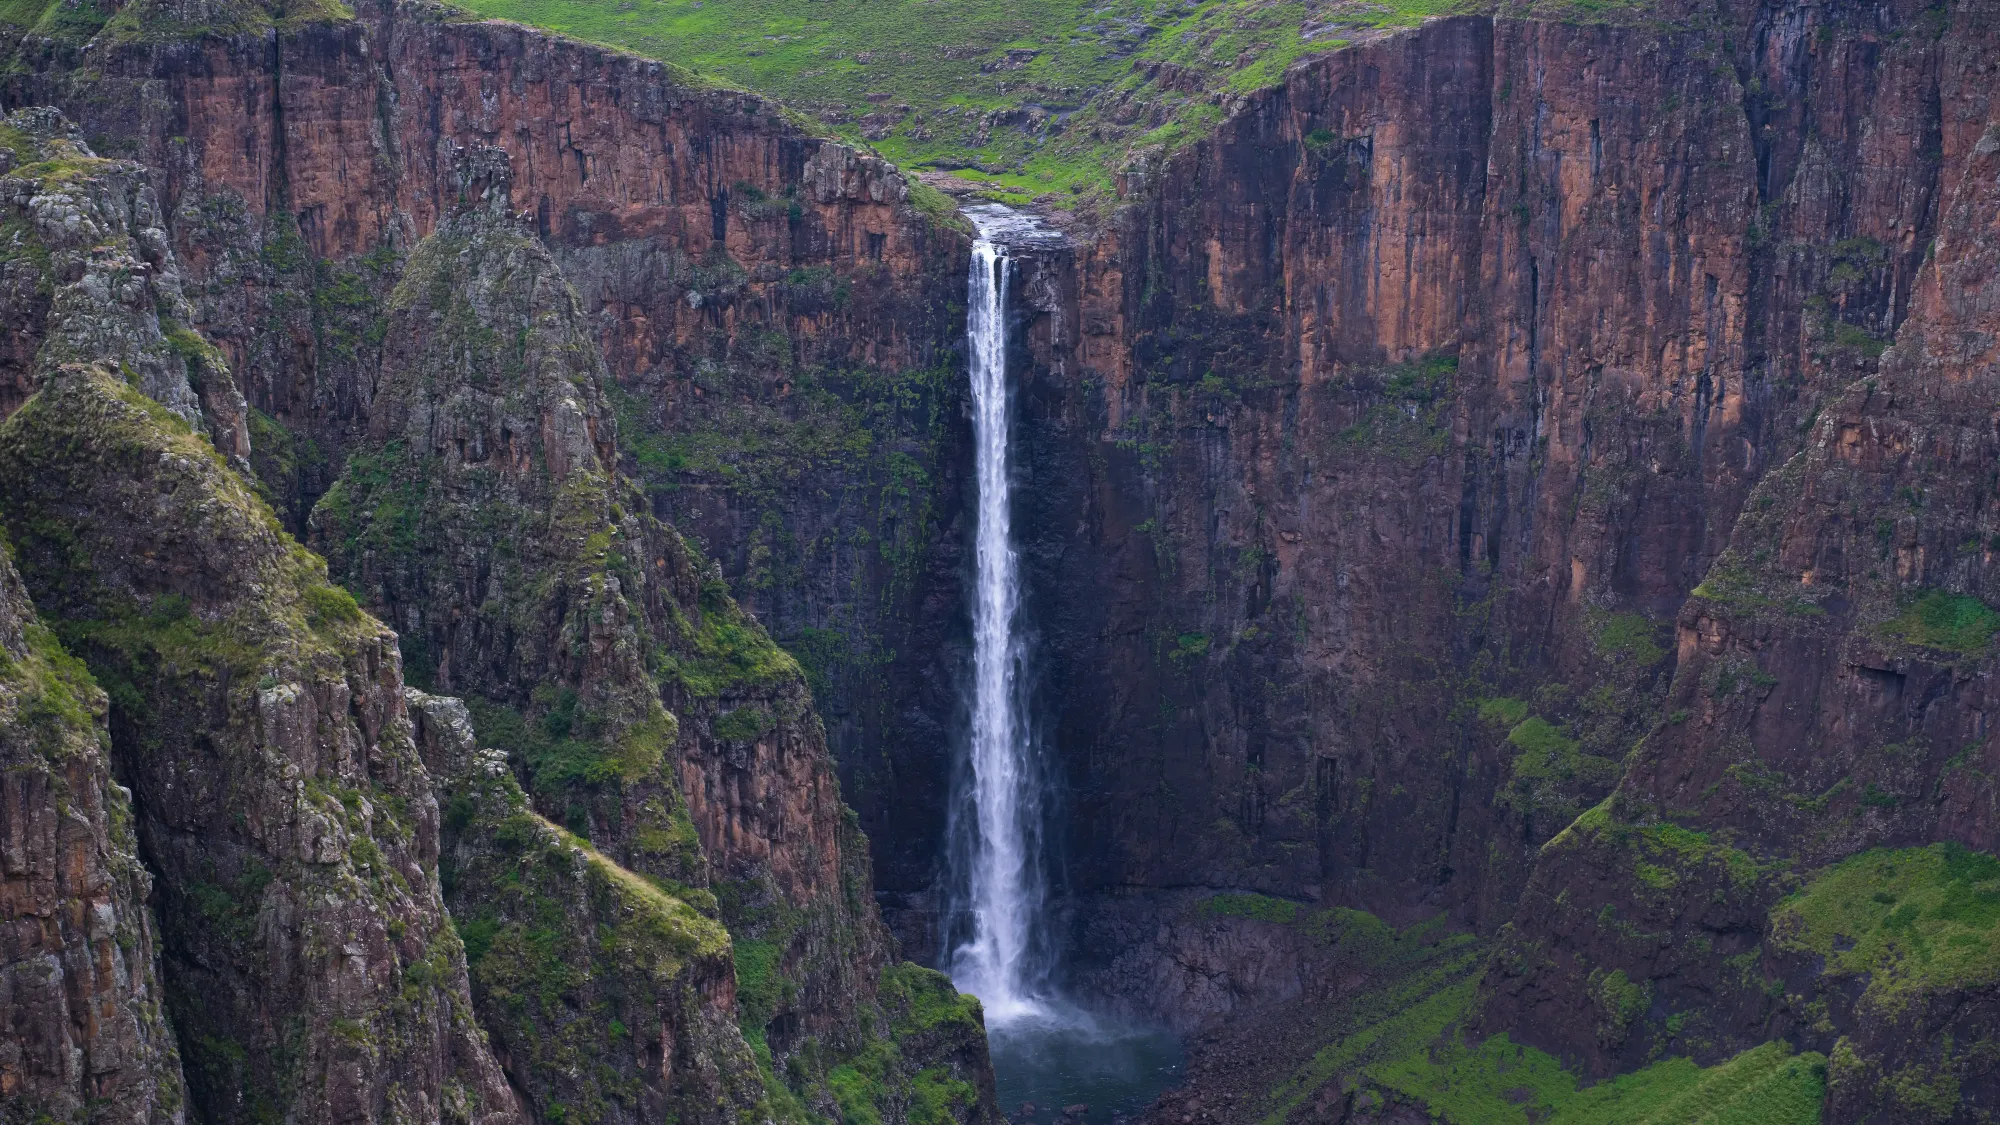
[0,6,994,1118]
[409,690,771,1125]
[0,536,183,1125]
[0,359,526,1125]
[306,148,906,1095]
[1482,0,2000,1109]
[13,0,2000,1116]
[954,0,1965,1031]
[0,108,515,1125]
[4,0,977,933]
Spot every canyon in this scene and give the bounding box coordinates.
[2,0,2000,1121]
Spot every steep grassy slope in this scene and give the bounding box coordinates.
[448,0,1463,208]
[1139,897,1825,1125]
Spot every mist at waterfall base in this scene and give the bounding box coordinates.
[945,205,1182,1125]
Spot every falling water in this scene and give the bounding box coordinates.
[949,209,1045,1023]
[945,205,1184,1124]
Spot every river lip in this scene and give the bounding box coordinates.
[964,201,1068,251]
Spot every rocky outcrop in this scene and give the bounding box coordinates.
[0,108,247,455]
[0,105,516,1125]
[0,536,184,1125]
[409,690,769,1125]
[310,153,712,891]
[0,361,524,1125]
[308,143,990,1118]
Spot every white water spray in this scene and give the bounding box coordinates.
[941,209,1186,1122]
[949,208,1053,1025]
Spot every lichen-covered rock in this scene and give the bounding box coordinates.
[310,156,710,891]
[409,689,770,1125]
[0,362,523,1125]
[0,108,247,459]
[0,535,184,1125]
[311,153,990,1118]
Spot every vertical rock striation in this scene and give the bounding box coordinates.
[0,359,526,1125]
[1482,0,2000,1109]
[409,690,770,1125]
[0,536,183,1125]
[952,0,1975,1038]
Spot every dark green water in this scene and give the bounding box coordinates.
[988,1015,1183,1125]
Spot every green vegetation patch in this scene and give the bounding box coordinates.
[1370,1036,1823,1125]
[0,367,382,721]
[447,0,1469,210]
[444,758,757,1125]
[1505,716,1619,787]
[0,0,111,58]
[1878,589,2000,655]
[98,0,352,42]
[878,961,985,1036]
[1590,610,1666,667]
[1254,919,1821,1125]
[1477,696,1530,726]
[1550,800,1770,894]
[1332,353,1459,463]
[1688,553,1827,621]
[1198,891,1300,924]
[1773,843,2000,1016]
[656,577,802,697]
[1256,909,1489,1124]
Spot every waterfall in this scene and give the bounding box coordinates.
[941,206,1184,1120]
[948,209,1048,1025]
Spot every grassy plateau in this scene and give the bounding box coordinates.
[449,0,1467,208]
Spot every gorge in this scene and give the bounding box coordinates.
[3,0,2000,1123]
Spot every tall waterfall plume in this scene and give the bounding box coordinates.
[946,205,1060,1025]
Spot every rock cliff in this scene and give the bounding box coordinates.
[0,358,526,1125]
[0,535,183,1125]
[11,0,2000,1119]
[981,0,1974,1034]
[1482,0,2000,1111]
[0,7,992,1111]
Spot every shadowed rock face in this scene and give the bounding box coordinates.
[1482,0,2000,1104]
[977,0,1976,1034]
[0,538,184,1125]
[0,361,527,1125]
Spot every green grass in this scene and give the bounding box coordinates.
[1372,1036,1824,1125]
[1773,843,2000,1016]
[1591,610,1666,666]
[1506,716,1619,786]
[1878,589,2000,655]
[1198,891,1300,923]
[1547,800,1770,894]
[1248,904,1823,1125]
[448,0,1469,209]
